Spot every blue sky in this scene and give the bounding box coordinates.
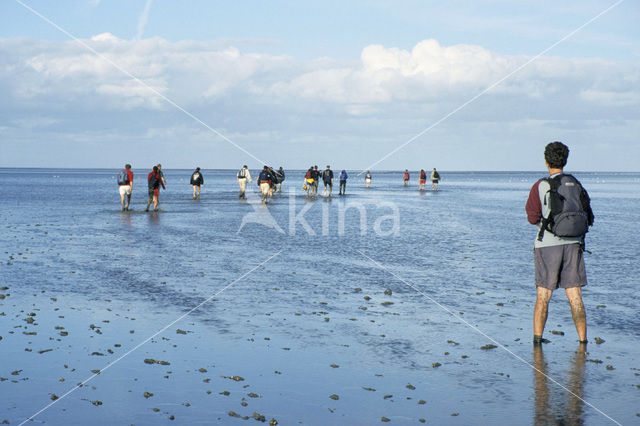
[1,0,638,170]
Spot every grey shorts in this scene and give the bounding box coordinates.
[534,243,587,290]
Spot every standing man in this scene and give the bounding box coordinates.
[146,165,166,211]
[117,164,134,211]
[322,165,334,196]
[339,170,348,195]
[365,171,372,188]
[257,166,272,203]
[526,141,594,345]
[430,168,440,191]
[419,169,426,190]
[403,169,410,186]
[237,165,252,199]
[190,167,204,199]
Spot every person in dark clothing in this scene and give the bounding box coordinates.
[257,166,272,202]
[276,167,285,193]
[190,167,204,199]
[339,170,348,195]
[311,166,320,195]
[146,166,166,211]
[322,165,334,196]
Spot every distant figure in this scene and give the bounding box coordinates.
[276,167,285,193]
[237,165,252,199]
[322,165,334,196]
[146,166,165,212]
[304,167,314,197]
[431,168,440,191]
[266,167,278,197]
[365,171,372,188]
[156,164,166,186]
[190,167,204,199]
[526,141,594,345]
[312,165,320,195]
[339,170,348,195]
[403,169,410,186]
[419,169,426,190]
[257,166,272,202]
[117,164,134,211]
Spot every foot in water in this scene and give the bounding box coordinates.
[533,336,551,345]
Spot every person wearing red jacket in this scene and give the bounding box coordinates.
[118,164,134,211]
[146,166,166,212]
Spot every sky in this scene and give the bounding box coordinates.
[0,0,638,171]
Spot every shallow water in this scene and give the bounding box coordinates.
[1,168,639,425]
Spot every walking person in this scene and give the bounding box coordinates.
[311,165,320,195]
[525,141,594,345]
[304,167,314,197]
[257,166,272,203]
[237,165,252,199]
[146,165,166,212]
[431,168,441,191]
[156,163,167,186]
[117,164,134,211]
[419,169,426,190]
[190,167,204,199]
[322,165,334,196]
[339,170,348,195]
[365,170,372,188]
[403,169,410,186]
[276,167,285,193]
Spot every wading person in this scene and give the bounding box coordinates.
[322,165,334,196]
[257,166,272,203]
[526,141,594,345]
[157,163,166,186]
[146,165,165,211]
[339,170,348,195]
[365,170,372,188]
[190,167,204,199]
[237,165,252,199]
[117,164,133,211]
[419,169,426,190]
[276,167,285,193]
[431,168,440,191]
[403,169,410,186]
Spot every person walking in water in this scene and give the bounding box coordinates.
[430,168,440,191]
[117,164,133,211]
[146,165,165,211]
[237,165,252,199]
[403,169,410,186]
[190,167,204,199]
[257,166,272,203]
[339,170,348,195]
[322,165,334,196]
[276,167,285,193]
[526,141,594,345]
[419,169,426,190]
[157,163,167,186]
[365,170,372,188]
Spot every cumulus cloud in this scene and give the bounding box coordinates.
[0,35,638,169]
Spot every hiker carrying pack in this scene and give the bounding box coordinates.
[537,174,594,241]
[238,168,247,179]
[117,169,130,185]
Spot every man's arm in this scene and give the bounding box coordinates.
[526,180,542,224]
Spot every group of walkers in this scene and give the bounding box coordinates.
[116,165,441,209]
[303,165,349,197]
[117,163,167,211]
[403,168,440,191]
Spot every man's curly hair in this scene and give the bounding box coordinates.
[544,141,569,169]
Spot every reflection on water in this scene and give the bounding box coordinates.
[534,344,587,425]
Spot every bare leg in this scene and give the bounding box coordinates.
[534,286,553,338]
[565,287,587,341]
[126,193,131,210]
[120,192,126,210]
[153,195,159,211]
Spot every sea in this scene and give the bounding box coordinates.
[1,168,639,425]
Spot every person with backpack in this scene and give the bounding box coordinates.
[146,165,166,211]
[339,170,348,195]
[117,164,134,211]
[303,167,314,197]
[276,167,285,193]
[403,170,410,186]
[190,167,204,199]
[430,168,440,191]
[365,170,372,188]
[526,141,594,345]
[237,165,252,199]
[257,166,272,202]
[311,165,320,195]
[418,169,426,190]
[322,165,334,196]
